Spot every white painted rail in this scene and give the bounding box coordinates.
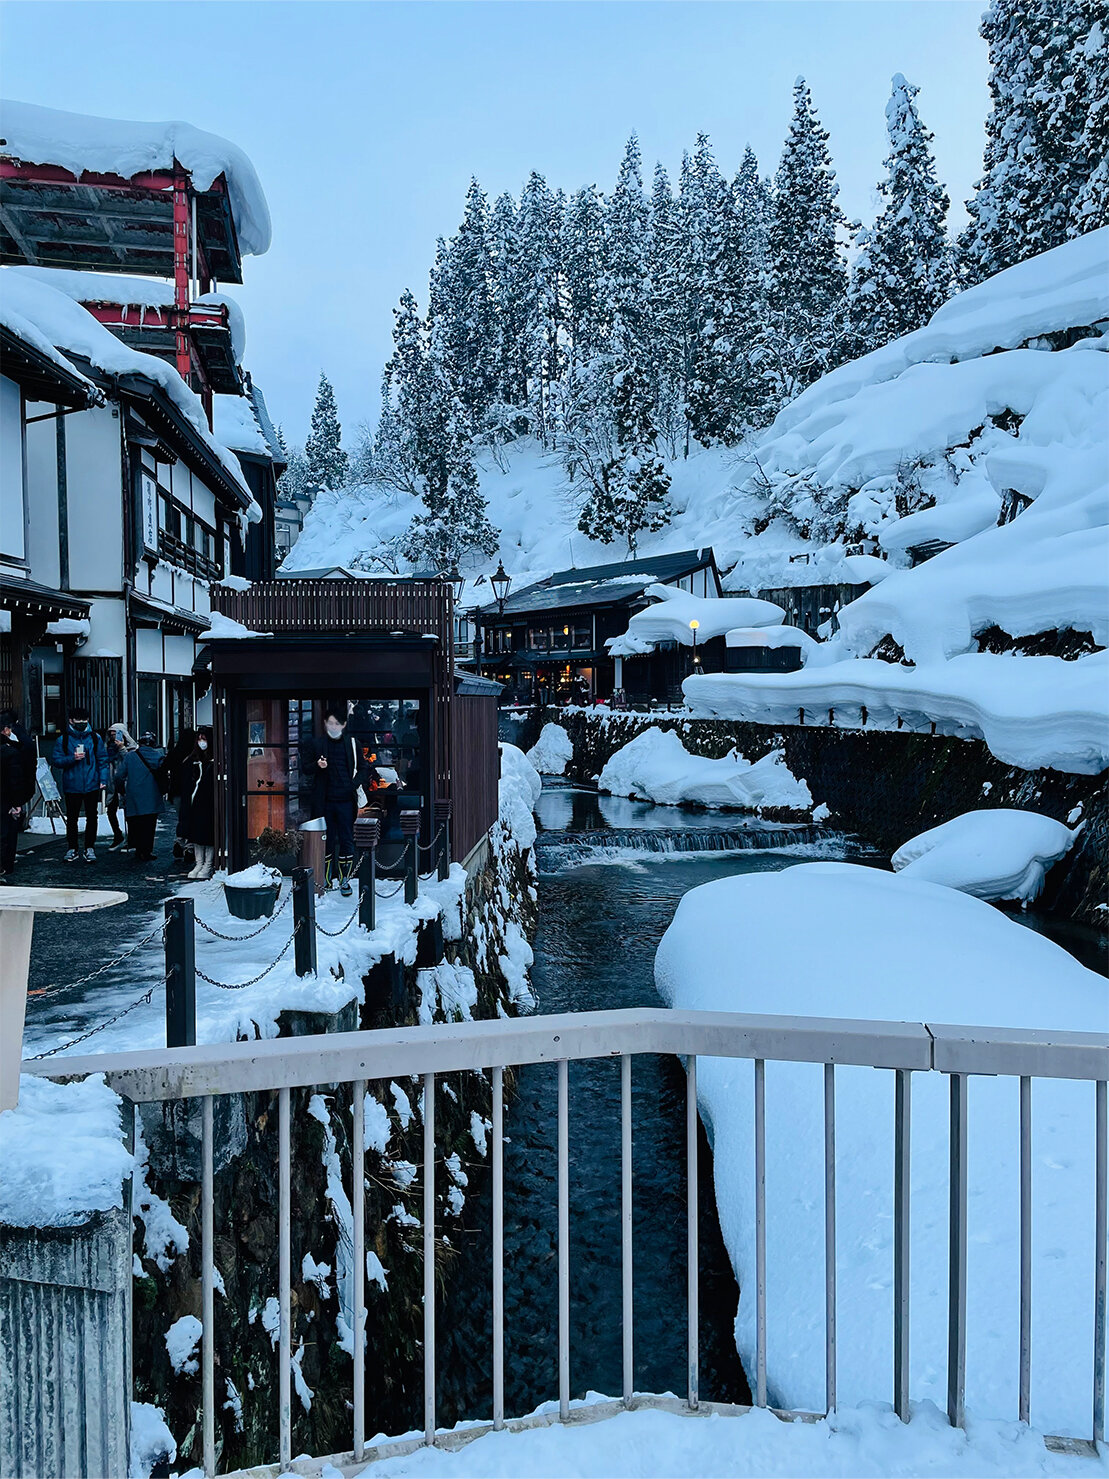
[23,1008,1109,1475]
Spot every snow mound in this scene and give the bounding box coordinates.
[684,650,1109,775]
[526,722,573,776]
[0,1074,133,1228]
[891,808,1078,904]
[206,610,272,640]
[725,624,818,660]
[598,727,812,813]
[608,584,784,657]
[655,863,1108,1435]
[0,99,271,256]
[223,863,282,887]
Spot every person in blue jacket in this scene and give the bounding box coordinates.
[118,730,167,863]
[52,705,111,862]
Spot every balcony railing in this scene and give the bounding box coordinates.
[25,1008,1109,1477]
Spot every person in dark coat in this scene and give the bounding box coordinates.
[301,705,371,896]
[52,706,111,862]
[0,710,28,879]
[184,727,216,880]
[119,731,166,863]
[105,721,130,850]
[166,727,196,863]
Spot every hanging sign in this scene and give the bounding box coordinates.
[141,473,159,552]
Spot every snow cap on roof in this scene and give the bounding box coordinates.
[0,99,271,256]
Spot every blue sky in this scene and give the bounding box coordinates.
[3,1,990,446]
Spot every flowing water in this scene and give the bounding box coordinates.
[436,786,879,1424]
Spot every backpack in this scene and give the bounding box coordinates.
[136,748,171,796]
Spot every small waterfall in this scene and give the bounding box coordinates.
[538,824,855,871]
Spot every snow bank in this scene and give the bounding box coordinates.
[497,743,542,851]
[726,625,818,660]
[526,722,573,776]
[206,610,272,640]
[0,1073,133,1228]
[891,808,1078,904]
[598,727,812,813]
[0,99,271,255]
[608,584,784,657]
[360,1399,1108,1477]
[223,863,282,888]
[128,1401,175,1479]
[0,271,258,518]
[9,266,246,364]
[655,863,1108,1436]
[684,650,1109,775]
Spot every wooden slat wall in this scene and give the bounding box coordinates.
[450,693,499,864]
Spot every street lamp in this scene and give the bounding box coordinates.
[689,618,701,670]
[490,559,512,613]
[443,567,466,605]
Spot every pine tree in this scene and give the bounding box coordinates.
[847,75,952,353]
[960,0,1100,281]
[377,289,432,491]
[763,79,848,397]
[645,162,686,455]
[404,385,499,569]
[517,171,564,442]
[303,372,348,498]
[433,178,499,429]
[277,443,309,504]
[564,183,608,373]
[1073,14,1109,232]
[490,190,530,416]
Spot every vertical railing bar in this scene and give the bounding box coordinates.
[201,1094,215,1479]
[824,1063,837,1416]
[352,1079,366,1462]
[1019,1075,1031,1426]
[947,1073,968,1432]
[686,1054,699,1410]
[621,1053,633,1408]
[1094,1079,1107,1445]
[492,1066,505,1431]
[755,1057,767,1409]
[558,1057,570,1421]
[894,1068,911,1422]
[278,1085,292,1470]
[423,1071,436,1446]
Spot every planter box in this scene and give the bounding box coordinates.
[224,882,279,921]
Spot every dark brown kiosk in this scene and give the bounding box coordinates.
[197,579,501,873]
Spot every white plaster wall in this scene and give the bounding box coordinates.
[134,628,162,672]
[86,598,126,658]
[162,633,195,677]
[24,407,60,589]
[0,376,26,563]
[66,406,122,592]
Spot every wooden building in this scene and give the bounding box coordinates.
[473,548,720,705]
[201,579,500,871]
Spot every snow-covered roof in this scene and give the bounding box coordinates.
[1,270,259,520]
[0,99,271,256]
[213,392,269,459]
[607,584,785,657]
[7,266,246,365]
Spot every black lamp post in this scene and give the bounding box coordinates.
[490,559,512,613]
[690,618,701,671]
[445,567,466,606]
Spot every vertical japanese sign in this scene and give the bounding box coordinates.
[141,473,158,552]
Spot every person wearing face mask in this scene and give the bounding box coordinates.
[0,710,29,880]
[52,705,111,862]
[178,727,216,880]
[107,722,137,851]
[304,705,371,896]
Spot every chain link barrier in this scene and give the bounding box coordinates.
[194,888,290,942]
[315,901,361,938]
[27,916,168,1002]
[194,920,302,991]
[29,974,168,1059]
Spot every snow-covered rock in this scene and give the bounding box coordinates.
[608,584,785,657]
[598,727,812,813]
[655,862,1108,1436]
[526,722,573,776]
[891,808,1078,904]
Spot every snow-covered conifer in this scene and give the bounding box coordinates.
[303,372,348,498]
[847,75,953,353]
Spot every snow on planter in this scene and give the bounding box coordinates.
[608,584,784,657]
[598,726,812,813]
[0,1073,133,1228]
[655,862,1108,1436]
[526,722,573,776]
[685,650,1109,775]
[0,100,271,256]
[892,808,1079,904]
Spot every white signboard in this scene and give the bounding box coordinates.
[141,473,159,552]
[36,757,60,804]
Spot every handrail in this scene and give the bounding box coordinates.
[22,1008,1108,1103]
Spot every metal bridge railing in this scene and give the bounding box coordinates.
[23,1009,1109,1477]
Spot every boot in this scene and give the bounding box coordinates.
[187,849,203,880]
[195,846,214,881]
[338,855,354,898]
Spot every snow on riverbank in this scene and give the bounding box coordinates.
[655,864,1108,1438]
[527,723,573,776]
[598,727,812,814]
[360,1398,1109,1477]
[891,809,1079,904]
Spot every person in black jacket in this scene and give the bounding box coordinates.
[301,705,371,896]
[0,710,29,879]
[184,727,216,880]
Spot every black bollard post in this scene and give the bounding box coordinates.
[292,867,317,978]
[399,810,421,905]
[164,897,196,1048]
[434,798,451,881]
[354,815,380,933]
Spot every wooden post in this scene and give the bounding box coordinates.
[164,897,196,1048]
[354,815,380,934]
[292,867,317,978]
[434,799,451,880]
[399,810,421,906]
